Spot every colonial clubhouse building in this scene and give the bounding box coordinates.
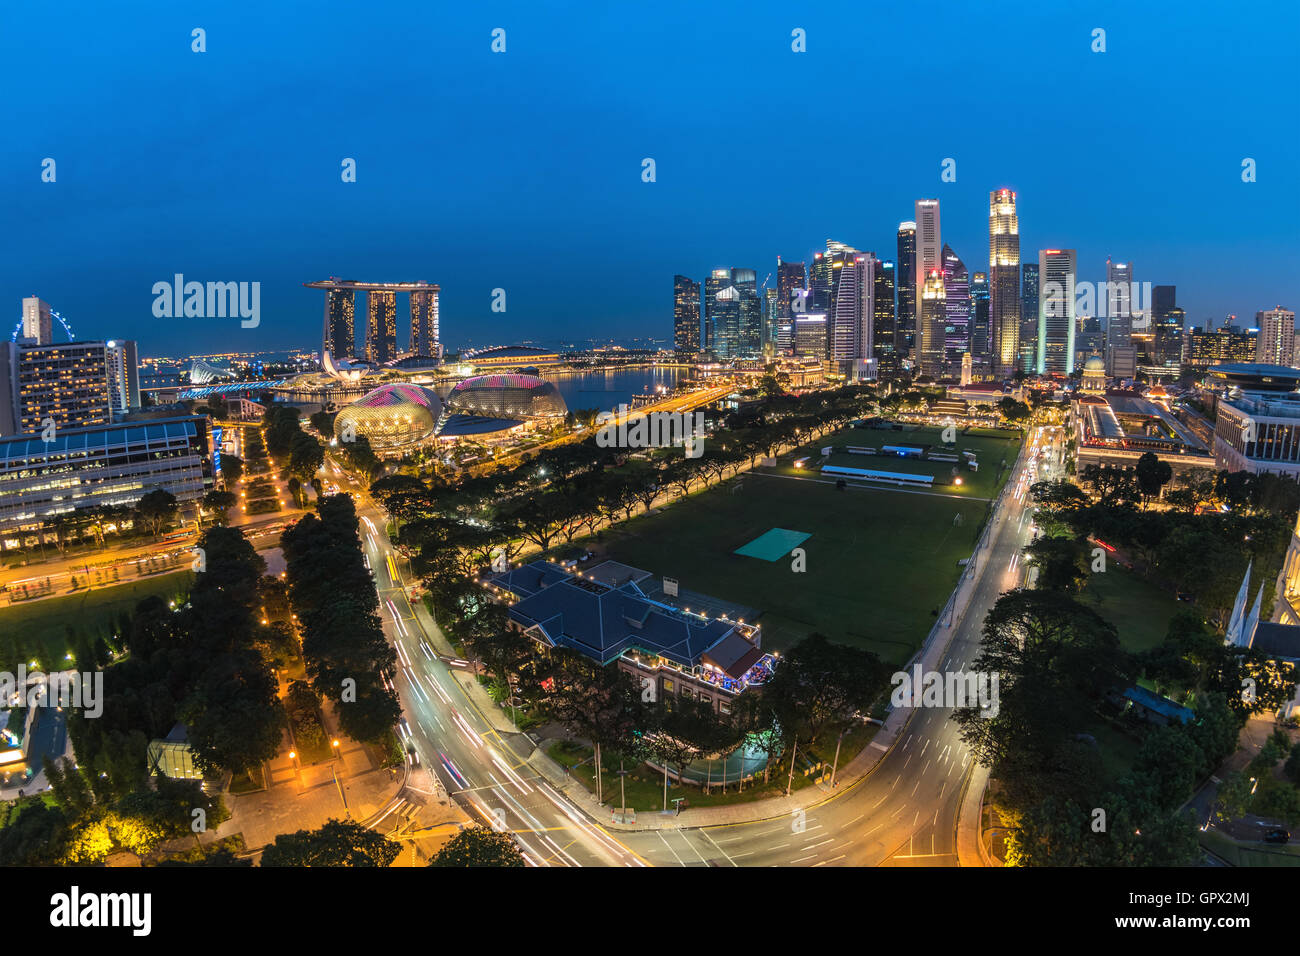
[487,559,775,714]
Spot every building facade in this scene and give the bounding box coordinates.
[988,189,1020,375]
[1037,249,1077,375]
[673,275,701,352]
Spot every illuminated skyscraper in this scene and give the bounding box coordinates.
[1254,306,1296,366]
[970,272,990,361]
[366,291,398,364]
[673,275,701,352]
[1020,263,1039,372]
[1152,285,1184,367]
[896,222,916,360]
[941,244,970,363]
[1037,249,1077,375]
[828,252,876,372]
[323,286,356,359]
[874,261,897,367]
[21,297,53,345]
[777,259,807,350]
[409,288,440,358]
[914,202,941,352]
[918,268,947,377]
[809,253,833,316]
[1104,259,1136,378]
[988,189,1020,375]
[105,339,140,419]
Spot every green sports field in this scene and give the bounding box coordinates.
[593,470,999,665]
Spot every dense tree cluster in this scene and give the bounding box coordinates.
[280,494,401,744]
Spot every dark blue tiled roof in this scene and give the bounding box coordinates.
[1123,685,1193,724]
[496,560,745,669]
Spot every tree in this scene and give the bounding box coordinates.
[134,489,178,537]
[763,633,890,747]
[221,454,244,485]
[429,826,525,867]
[1024,535,1089,592]
[261,819,400,866]
[1134,452,1173,507]
[202,489,237,526]
[289,431,325,485]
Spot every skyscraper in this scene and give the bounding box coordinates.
[704,269,730,352]
[1104,259,1136,379]
[914,201,941,364]
[408,289,440,358]
[777,259,807,351]
[941,244,970,364]
[1255,306,1296,366]
[1020,262,1039,372]
[918,268,947,377]
[828,252,876,375]
[323,286,356,359]
[1152,285,1184,367]
[896,223,916,361]
[105,339,140,419]
[1037,249,1077,375]
[673,275,701,352]
[988,189,1020,375]
[874,261,897,368]
[704,269,760,359]
[366,291,398,364]
[809,253,833,316]
[970,272,990,362]
[21,297,53,345]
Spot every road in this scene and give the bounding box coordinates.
[333,423,1064,867]
[325,456,645,867]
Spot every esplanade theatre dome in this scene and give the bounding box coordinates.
[446,373,568,420]
[333,383,443,453]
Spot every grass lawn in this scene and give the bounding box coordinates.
[1202,827,1300,866]
[0,571,193,670]
[591,469,996,664]
[1079,565,1182,652]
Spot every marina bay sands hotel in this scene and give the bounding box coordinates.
[304,278,441,364]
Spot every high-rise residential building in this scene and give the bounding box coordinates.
[874,261,897,367]
[1020,262,1040,372]
[105,340,140,420]
[988,189,1020,375]
[918,268,947,377]
[915,201,941,366]
[777,259,807,350]
[970,272,990,361]
[1104,258,1135,378]
[1037,249,1077,375]
[673,275,701,352]
[1255,306,1297,366]
[896,223,917,361]
[366,291,398,364]
[322,286,356,359]
[21,297,53,345]
[409,289,440,358]
[1152,285,1184,367]
[0,340,113,436]
[941,244,970,364]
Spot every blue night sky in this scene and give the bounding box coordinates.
[3,0,1296,357]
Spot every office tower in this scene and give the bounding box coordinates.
[1076,314,1104,364]
[1104,259,1135,377]
[366,291,398,364]
[941,244,970,363]
[896,223,917,360]
[828,253,876,375]
[105,340,140,419]
[777,259,807,350]
[970,272,990,361]
[794,314,828,361]
[703,269,729,352]
[1037,249,1077,375]
[409,289,440,358]
[764,287,779,351]
[21,297,53,345]
[918,269,947,377]
[1255,306,1297,366]
[809,253,833,315]
[1187,327,1258,367]
[914,201,941,365]
[1152,285,1184,367]
[323,286,356,359]
[1020,262,1039,372]
[874,261,897,367]
[673,275,701,352]
[0,340,113,436]
[737,274,763,358]
[988,189,1020,375]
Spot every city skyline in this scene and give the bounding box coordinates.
[4,0,1297,355]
